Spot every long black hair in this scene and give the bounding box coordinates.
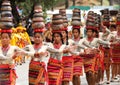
[63,30,69,45]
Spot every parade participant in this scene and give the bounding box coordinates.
[111,11,120,82]
[71,8,84,85]
[23,5,63,85]
[48,13,79,85]
[59,9,74,85]
[0,29,33,85]
[47,14,65,85]
[79,11,111,85]
[0,1,34,84]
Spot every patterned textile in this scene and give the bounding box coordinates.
[0,64,17,85]
[73,55,83,76]
[111,44,120,63]
[82,55,96,73]
[29,60,46,85]
[47,58,63,85]
[94,54,100,72]
[104,48,111,63]
[62,56,73,81]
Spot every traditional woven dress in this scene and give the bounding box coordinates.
[0,45,31,85]
[47,43,66,85]
[24,44,59,85]
[79,38,110,73]
[72,38,83,76]
[99,32,114,70]
[62,41,74,82]
[111,34,120,64]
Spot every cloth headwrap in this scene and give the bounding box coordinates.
[62,28,67,31]
[72,26,81,29]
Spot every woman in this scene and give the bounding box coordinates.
[47,32,66,85]
[0,30,34,85]
[100,24,114,84]
[111,22,120,82]
[79,27,111,85]
[61,27,74,85]
[72,26,84,85]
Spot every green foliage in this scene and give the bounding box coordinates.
[16,0,60,16]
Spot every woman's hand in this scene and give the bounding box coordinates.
[34,52,45,58]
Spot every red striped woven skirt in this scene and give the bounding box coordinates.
[111,44,120,63]
[81,54,95,73]
[0,64,17,85]
[29,60,46,85]
[62,56,73,81]
[47,58,63,85]
[104,48,111,64]
[73,55,83,76]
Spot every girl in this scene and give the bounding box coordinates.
[0,30,34,85]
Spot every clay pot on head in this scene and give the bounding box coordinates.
[59,9,66,14]
[33,12,43,17]
[63,23,68,28]
[0,17,13,22]
[32,17,44,22]
[0,22,13,29]
[2,1,11,6]
[71,21,81,26]
[1,6,12,11]
[32,22,45,29]
[73,8,80,13]
[34,5,42,12]
[52,19,63,24]
[52,24,64,31]
[52,14,62,19]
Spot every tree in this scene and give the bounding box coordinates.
[65,0,69,8]
[100,0,103,5]
[109,0,113,5]
[72,0,75,6]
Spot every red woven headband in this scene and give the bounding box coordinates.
[34,28,44,33]
[0,29,12,33]
[72,26,81,29]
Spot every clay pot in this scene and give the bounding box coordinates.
[73,8,80,13]
[52,24,64,30]
[33,12,43,17]
[32,17,44,22]
[52,14,62,19]
[63,23,68,28]
[1,13,12,17]
[2,1,11,6]
[0,22,13,29]
[59,9,66,14]
[52,19,63,24]
[0,17,13,22]
[1,6,12,11]
[32,22,45,29]
[71,21,81,25]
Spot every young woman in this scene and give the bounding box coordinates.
[61,28,75,85]
[23,30,62,85]
[79,28,111,85]
[100,25,115,84]
[0,30,34,85]
[110,23,120,82]
[72,27,83,85]
[47,32,66,85]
